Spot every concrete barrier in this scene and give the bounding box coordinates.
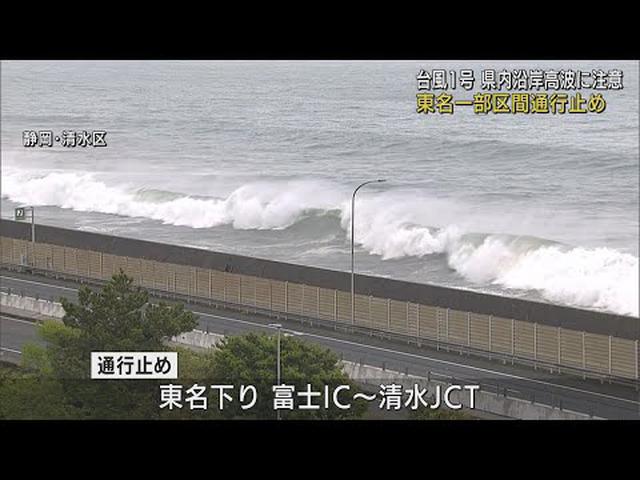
[341,361,598,420]
[0,292,65,319]
[171,329,224,349]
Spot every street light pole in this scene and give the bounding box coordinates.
[269,323,283,420]
[30,206,35,266]
[351,180,386,326]
[276,326,281,386]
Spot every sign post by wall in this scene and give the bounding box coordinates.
[14,206,35,265]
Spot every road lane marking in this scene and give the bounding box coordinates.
[3,272,639,406]
[1,275,77,292]
[0,347,22,354]
[0,315,39,326]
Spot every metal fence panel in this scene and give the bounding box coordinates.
[76,248,90,277]
[560,328,583,369]
[370,296,387,330]
[418,304,438,340]
[140,259,155,289]
[35,242,53,270]
[407,302,419,338]
[470,312,490,350]
[240,274,256,307]
[336,291,351,324]
[255,277,271,310]
[536,324,559,364]
[491,316,513,355]
[584,332,609,374]
[448,309,468,346]
[514,320,535,359]
[12,239,27,266]
[101,253,115,279]
[437,308,447,342]
[303,285,319,318]
[126,257,142,285]
[224,273,241,304]
[1,237,13,263]
[50,245,65,272]
[88,251,102,279]
[287,283,303,315]
[173,264,190,296]
[115,255,129,277]
[270,280,286,313]
[354,294,369,328]
[611,337,636,379]
[196,268,210,299]
[389,299,408,335]
[211,270,225,301]
[318,287,335,321]
[152,261,168,291]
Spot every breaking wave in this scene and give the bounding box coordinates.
[2,169,343,230]
[343,194,638,316]
[3,168,638,316]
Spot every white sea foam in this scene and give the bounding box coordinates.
[448,237,638,316]
[2,169,343,230]
[3,168,638,316]
[343,194,639,316]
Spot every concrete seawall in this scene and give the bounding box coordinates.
[3,219,637,339]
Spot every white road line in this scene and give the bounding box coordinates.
[1,275,77,292]
[0,315,39,326]
[0,347,22,354]
[3,273,639,406]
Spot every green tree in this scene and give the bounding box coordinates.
[61,270,196,351]
[159,346,220,420]
[408,405,475,420]
[0,362,71,419]
[208,332,367,419]
[14,270,200,419]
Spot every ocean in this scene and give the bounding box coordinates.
[1,60,638,317]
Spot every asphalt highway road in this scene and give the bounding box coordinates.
[1,269,639,419]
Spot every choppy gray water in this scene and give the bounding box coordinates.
[1,61,638,316]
